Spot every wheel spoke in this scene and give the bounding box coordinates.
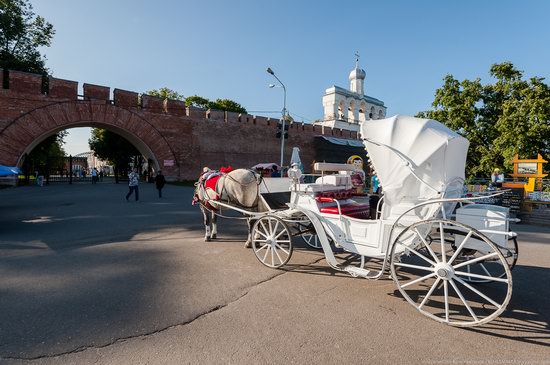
[274,228,287,240]
[480,263,492,277]
[255,243,269,253]
[439,222,446,263]
[443,280,449,322]
[256,230,268,239]
[272,220,280,236]
[394,262,434,272]
[449,279,479,322]
[267,218,273,235]
[275,240,291,243]
[454,276,501,308]
[262,245,270,262]
[448,231,473,265]
[401,272,437,289]
[273,245,284,264]
[259,220,270,237]
[271,245,275,266]
[453,252,500,270]
[454,271,509,283]
[413,228,439,263]
[405,246,437,266]
[419,277,441,309]
[274,243,289,255]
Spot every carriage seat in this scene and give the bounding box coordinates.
[320,201,370,219]
[315,174,351,187]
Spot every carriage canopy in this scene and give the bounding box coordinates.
[360,115,469,206]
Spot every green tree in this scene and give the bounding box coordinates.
[209,98,247,114]
[0,0,55,74]
[146,87,184,101]
[185,94,247,113]
[26,131,67,175]
[418,62,550,177]
[185,95,210,109]
[88,128,140,182]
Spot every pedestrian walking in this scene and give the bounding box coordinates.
[91,167,98,184]
[155,170,166,198]
[125,168,140,201]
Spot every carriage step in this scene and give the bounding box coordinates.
[344,266,370,278]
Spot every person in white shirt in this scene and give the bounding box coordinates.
[125,168,140,201]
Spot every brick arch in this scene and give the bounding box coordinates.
[0,100,178,175]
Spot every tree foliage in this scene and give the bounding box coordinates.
[210,98,247,114]
[417,62,550,177]
[88,129,139,169]
[146,87,184,101]
[0,0,55,74]
[185,94,247,114]
[184,95,210,109]
[27,131,67,172]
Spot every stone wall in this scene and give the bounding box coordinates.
[0,69,360,180]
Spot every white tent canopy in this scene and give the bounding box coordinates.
[360,115,469,207]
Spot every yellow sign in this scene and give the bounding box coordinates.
[503,154,547,194]
[509,154,547,179]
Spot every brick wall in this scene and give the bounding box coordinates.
[0,70,360,181]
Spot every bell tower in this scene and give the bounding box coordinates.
[349,52,366,95]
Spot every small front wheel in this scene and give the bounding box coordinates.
[252,215,293,268]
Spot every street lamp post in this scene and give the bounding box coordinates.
[267,67,287,170]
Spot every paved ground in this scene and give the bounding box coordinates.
[0,183,549,364]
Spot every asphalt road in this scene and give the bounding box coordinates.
[0,183,549,364]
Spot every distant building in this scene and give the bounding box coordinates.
[315,56,387,132]
[73,151,112,174]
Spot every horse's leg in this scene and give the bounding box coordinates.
[244,218,253,248]
[201,206,211,242]
[211,211,217,239]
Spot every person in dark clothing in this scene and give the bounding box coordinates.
[155,170,166,198]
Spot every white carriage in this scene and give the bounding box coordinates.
[208,115,519,327]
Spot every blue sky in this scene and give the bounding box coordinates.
[32,0,550,155]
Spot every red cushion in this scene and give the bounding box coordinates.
[320,202,370,219]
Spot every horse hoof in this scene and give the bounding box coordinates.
[204,237,211,242]
[211,234,217,239]
[244,241,251,248]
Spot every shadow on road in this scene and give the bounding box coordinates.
[463,264,550,347]
[0,246,177,359]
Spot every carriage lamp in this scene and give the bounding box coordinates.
[288,164,302,182]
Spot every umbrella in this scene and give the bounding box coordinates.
[0,165,21,177]
[290,147,303,172]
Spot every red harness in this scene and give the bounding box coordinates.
[205,175,221,192]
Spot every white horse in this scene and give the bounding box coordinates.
[194,168,266,247]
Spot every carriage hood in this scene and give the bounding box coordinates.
[360,115,469,206]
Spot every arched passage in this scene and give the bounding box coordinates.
[0,101,178,176]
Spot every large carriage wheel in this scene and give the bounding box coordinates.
[426,229,519,283]
[390,219,512,327]
[252,215,293,268]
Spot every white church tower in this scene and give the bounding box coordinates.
[316,53,387,132]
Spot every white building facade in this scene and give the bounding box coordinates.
[316,58,387,132]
